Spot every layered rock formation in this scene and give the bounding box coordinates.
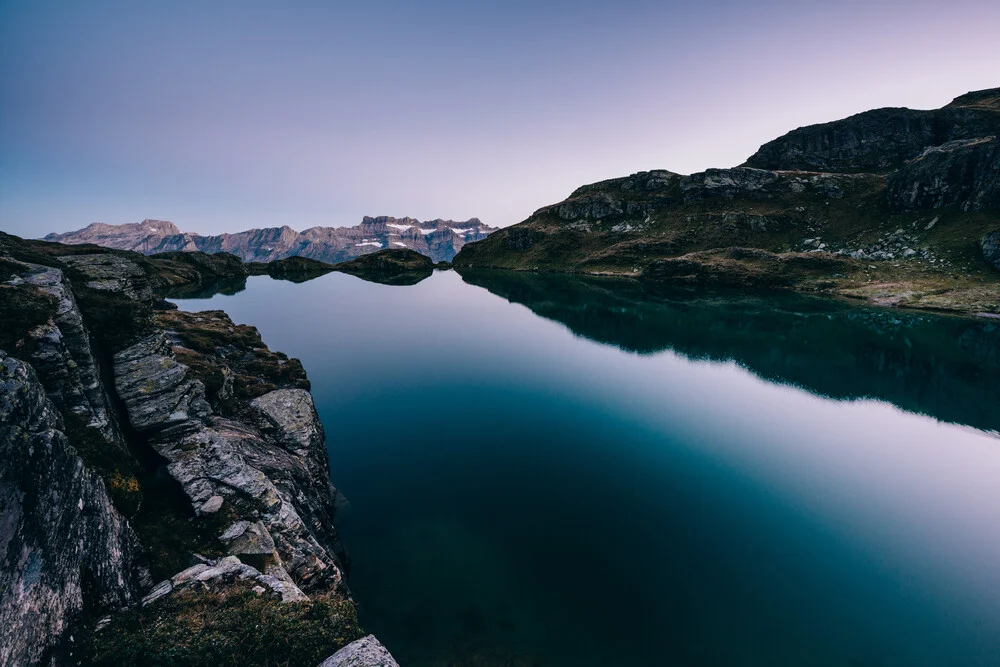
[455,87,1000,315]
[47,215,497,264]
[0,352,144,666]
[0,233,396,666]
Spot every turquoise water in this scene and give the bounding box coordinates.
[172,270,1000,667]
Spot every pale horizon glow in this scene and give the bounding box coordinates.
[1,1,999,238]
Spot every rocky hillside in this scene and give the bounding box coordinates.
[454,88,1000,315]
[0,232,397,666]
[46,215,497,264]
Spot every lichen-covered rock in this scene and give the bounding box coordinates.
[3,259,123,446]
[251,388,324,456]
[0,351,143,666]
[113,333,212,430]
[57,253,156,302]
[318,635,399,667]
[112,333,346,594]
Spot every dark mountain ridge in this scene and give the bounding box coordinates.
[455,87,1000,316]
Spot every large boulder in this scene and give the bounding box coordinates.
[318,635,399,667]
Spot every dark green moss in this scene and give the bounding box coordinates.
[86,587,363,667]
[0,283,57,352]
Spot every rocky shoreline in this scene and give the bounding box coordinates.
[0,233,398,665]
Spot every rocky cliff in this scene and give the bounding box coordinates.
[455,87,1000,315]
[46,215,497,264]
[0,233,397,666]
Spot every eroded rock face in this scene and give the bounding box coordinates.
[1,232,391,662]
[0,352,143,666]
[3,259,123,445]
[113,332,347,594]
[319,635,400,667]
[113,333,212,430]
[887,137,1000,211]
[743,95,1000,173]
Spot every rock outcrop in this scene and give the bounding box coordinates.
[47,215,498,264]
[112,332,346,594]
[319,635,400,667]
[141,556,307,607]
[0,233,398,665]
[0,352,144,666]
[3,259,122,445]
[887,136,1000,211]
[743,92,1000,173]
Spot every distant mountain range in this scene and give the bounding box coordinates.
[45,216,497,264]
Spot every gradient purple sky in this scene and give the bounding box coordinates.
[2,1,999,238]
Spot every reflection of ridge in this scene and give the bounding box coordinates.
[458,269,1000,434]
[162,276,248,299]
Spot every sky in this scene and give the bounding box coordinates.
[1,1,999,238]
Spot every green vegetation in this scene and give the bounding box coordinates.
[86,587,363,667]
[0,282,57,353]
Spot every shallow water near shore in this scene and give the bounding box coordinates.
[172,269,1000,667]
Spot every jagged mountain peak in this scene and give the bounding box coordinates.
[45,215,497,264]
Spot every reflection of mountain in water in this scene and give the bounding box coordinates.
[459,269,1000,434]
[161,276,248,299]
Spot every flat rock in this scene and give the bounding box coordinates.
[318,635,399,667]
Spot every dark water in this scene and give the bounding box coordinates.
[172,270,1000,667]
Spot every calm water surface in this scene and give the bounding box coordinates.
[173,270,1000,667]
